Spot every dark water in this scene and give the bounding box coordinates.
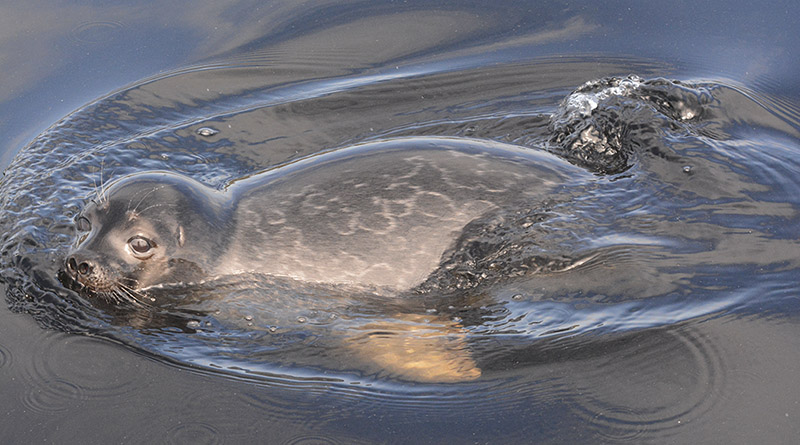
[2,0,800,443]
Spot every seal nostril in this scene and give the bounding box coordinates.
[67,257,77,272]
[77,261,91,275]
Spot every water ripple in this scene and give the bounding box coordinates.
[567,326,725,440]
[70,21,125,45]
[284,436,344,445]
[18,331,150,410]
[165,423,222,445]
[21,378,84,413]
[0,341,10,369]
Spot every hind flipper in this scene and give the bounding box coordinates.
[345,314,481,383]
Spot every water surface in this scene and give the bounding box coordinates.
[1,0,799,443]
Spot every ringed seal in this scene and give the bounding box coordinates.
[62,137,577,381]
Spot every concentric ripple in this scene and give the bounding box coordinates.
[0,341,10,370]
[70,21,125,44]
[21,378,84,413]
[17,330,150,412]
[567,326,725,441]
[164,423,222,445]
[284,436,346,445]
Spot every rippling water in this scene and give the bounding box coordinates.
[1,0,799,442]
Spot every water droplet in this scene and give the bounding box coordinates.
[328,313,338,320]
[243,315,253,321]
[197,127,219,137]
[512,294,523,301]
[186,320,200,328]
[268,326,277,333]
[683,165,693,174]
[297,316,307,323]
[452,317,463,323]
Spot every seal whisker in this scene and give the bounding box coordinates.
[128,185,169,214]
[110,283,150,309]
[97,289,121,305]
[93,175,101,205]
[111,290,127,305]
[99,159,105,204]
[119,276,141,288]
[117,282,140,298]
[91,159,110,205]
[118,286,148,307]
[134,202,179,216]
[98,160,115,206]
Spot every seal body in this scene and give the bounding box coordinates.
[62,137,578,381]
[64,137,574,297]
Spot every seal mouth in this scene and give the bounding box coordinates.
[58,267,152,308]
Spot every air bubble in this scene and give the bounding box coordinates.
[197,127,219,137]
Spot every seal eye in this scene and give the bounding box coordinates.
[76,216,91,232]
[128,236,154,258]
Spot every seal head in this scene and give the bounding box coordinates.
[63,171,230,303]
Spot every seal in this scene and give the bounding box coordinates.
[64,137,575,295]
[62,136,577,381]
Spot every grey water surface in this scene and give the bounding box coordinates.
[1,0,799,443]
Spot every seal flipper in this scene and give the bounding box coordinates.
[345,314,481,383]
